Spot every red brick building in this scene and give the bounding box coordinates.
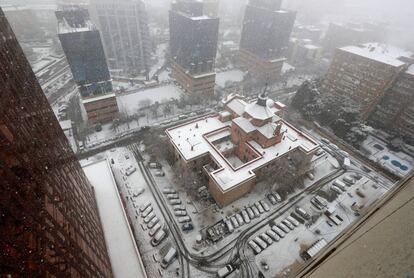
[0,9,112,277]
[166,94,318,206]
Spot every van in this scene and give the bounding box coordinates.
[139,201,151,212]
[217,264,235,278]
[177,216,191,223]
[295,207,310,220]
[160,247,177,268]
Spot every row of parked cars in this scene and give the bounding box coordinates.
[248,214,302,255]
[162,188,194,231]
[225,200,272,233]
[139,201,167,247]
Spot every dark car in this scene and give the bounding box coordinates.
[182,222,194,232]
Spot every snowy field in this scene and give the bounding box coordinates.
[83,159,147,278]
[117,85,184,116]
[361,135,414,177]
[215,69,245,87]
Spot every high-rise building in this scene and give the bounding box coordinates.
[0,8,112,277]
[89,0,151,77]
[369,64,414,142]
[239,0,296,81]
[169,0,219,95]
[321,43,412,119]
[56,5,119,124]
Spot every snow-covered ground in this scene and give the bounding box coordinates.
[252,173,390,277]
[215,69,245,88]
[117,85,184,116]
[105,148,181,278]
[149,43,167,79]
[361,135,414,177]
[83,159,147,278]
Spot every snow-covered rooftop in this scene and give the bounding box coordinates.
[226,97,248,116]
[82,93,116,104]
[340,43,412,67]
[83,160,147,278]
[166,111,318,192]
[244,98,281,121]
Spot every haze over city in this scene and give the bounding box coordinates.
[1,0,413,277]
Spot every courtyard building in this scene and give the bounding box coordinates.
[166,94,318,206]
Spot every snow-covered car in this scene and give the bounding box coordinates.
[147,217,159,229]
[282,219,295,230]
[253,237,268,250]
[248,240,262,254]
[242,210,251,224]
[266,230,280,242]
[287,216,300,227]
[246,207,255,219]
[255,202,265,214]
[271,225,285,238]
[260,200,270,212]
[144,212,155,223]
[260,233,273,245]
[267,194,277,205]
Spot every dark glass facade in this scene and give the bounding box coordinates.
[169,7,219,75]
[0,8,112,277]
[240,1,296,59]
[57,8,112,98]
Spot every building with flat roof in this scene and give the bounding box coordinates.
[166,94,318,206]
[0,8,112,276]
[89,0,151,77]
[56,5,118,124]
[239,0,296,82]
[322,43,413,119]
[169,0,219,95]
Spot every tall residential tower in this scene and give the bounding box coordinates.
[0,8,112,277]
[169,0,219,95]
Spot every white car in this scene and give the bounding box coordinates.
[266,230,280,242]
[287,216,300,227]
[260,200,270,212]
[144,212,155,223]
[149,223,161,236]
[253,237,268,250]
[248,240,262,254]
[147,217,159,229]
[272,225,285,238]
[282,219,295,230]
[260,233,273,245]
[141,206,153,218]
[242,210,251,224]
[255,202,265,214]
